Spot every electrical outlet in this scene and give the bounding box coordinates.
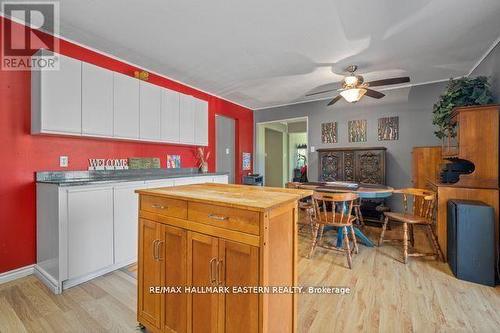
[60,156,69,167]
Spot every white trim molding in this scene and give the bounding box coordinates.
[0,264,34,284]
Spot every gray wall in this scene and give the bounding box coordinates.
[254,81,447,191]
[470,42,500,101]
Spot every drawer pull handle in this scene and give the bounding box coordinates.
[208,214,229,221]
[151,204,167,210]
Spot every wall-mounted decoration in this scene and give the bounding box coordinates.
[348,119,367,142]
[128,157,160,169]
[378,116,399,141]
[242,152,252,170]
[166,155,181,168]
[134,70,149,81]
[321,122,338,143]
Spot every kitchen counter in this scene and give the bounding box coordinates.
[36,168,228,186]
[136,182,312,212]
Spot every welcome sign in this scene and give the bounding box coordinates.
[88,159,128,171]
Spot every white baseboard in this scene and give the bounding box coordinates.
[62,259,136,291]
[34,265,62,294]
[0,264,35,284]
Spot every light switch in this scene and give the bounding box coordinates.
[310,146,315,153]
[60,156,69,167]
[226,148,230,155]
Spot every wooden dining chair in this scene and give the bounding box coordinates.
[309,191,359,269]
[378,188,442,264]
[286,182,315,235]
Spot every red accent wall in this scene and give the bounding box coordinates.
[0,17,253,273]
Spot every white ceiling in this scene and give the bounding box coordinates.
[13,0,500,109]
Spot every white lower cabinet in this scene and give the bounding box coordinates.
[113,182,147,265]
[35,174,225,294]
[67,186,114,279]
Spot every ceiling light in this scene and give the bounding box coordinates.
[344,75,358,86]
[340,88,367,103]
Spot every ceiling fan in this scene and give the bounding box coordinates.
[306,65,410,105]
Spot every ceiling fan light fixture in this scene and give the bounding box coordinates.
[340,88,367,103]
[344,75,358,86]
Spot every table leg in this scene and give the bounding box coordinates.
[336,226,374,248]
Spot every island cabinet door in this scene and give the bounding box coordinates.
[160,224,187,333]
[187,231,219,333]
[217,240,259,333]
[138,219,162,330]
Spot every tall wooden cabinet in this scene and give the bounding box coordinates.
[427,105,499,262]
[411,146,444,188]
[136,183,311,333]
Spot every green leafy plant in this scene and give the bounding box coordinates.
[432,76,494,139]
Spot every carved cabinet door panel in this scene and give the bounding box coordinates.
[355,150,385,184]
[319,152,343,181]
[343,152,356,182]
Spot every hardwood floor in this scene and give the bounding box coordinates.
[1,224,499,332]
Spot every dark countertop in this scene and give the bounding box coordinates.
[36,168,229,187]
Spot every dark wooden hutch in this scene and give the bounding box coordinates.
[318,147,386,184]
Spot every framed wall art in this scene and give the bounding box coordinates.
[321,122,337,143]
[378,116,399,140]
[348,119,367,142]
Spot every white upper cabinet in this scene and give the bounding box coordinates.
[139,81,162,141]
[179,93,195,144]
[31,51,210,145]
[81,62,114,136]
[113,73,140,139]
[160,89,180,143]
[194,98,209,146]
[32,50,82,135]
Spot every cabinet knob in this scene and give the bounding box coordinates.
[208,214,229,221]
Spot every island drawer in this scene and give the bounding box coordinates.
[188,202,260,235]
[140,195,187,219]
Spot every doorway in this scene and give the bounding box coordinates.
[256,117,308,188]
[216,115,235,183]
[264,128,284,187]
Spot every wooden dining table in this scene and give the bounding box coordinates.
[289,182,394,247]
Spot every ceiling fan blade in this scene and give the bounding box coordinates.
[327,95,342,106]
[365,89,385,99]
[367,77,410,87]
[306,88,338,97]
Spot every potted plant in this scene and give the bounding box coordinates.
[196,147,210,173]
[432,76,494,139]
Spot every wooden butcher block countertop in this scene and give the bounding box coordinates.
[136,183,312,212]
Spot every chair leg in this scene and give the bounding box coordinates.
[426,224,443,261]
[308,209,315,237]
[343,226,352,269]
[409,224,415,247]
[403,222,408,264]
[318,225,325,244]
[308,222,320,259]
[357,204,365,227]
[350,226,359,254]
[378,216,389,246]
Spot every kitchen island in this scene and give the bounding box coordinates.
[136,183,312,333]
